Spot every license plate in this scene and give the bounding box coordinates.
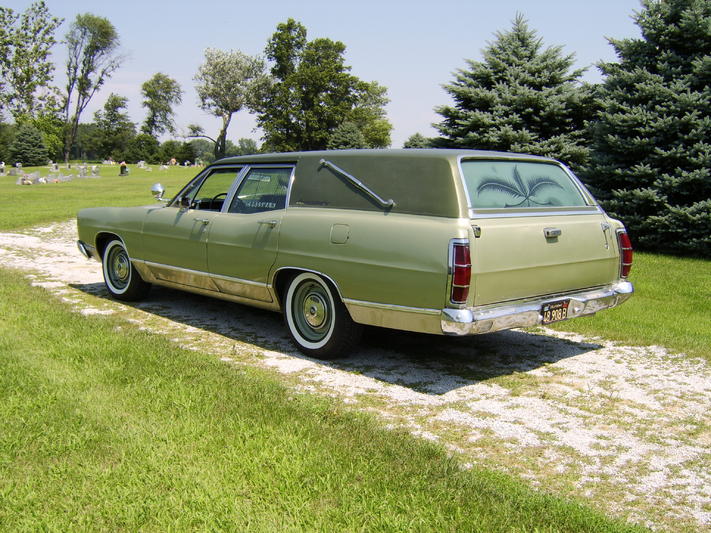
[541,300,570,324]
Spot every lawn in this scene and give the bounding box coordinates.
[549,251,710,363]
[0,268,641,531]
[1,163,195,230]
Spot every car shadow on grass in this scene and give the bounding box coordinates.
[72,282,602,395]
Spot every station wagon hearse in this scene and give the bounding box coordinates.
[77,149,634,358]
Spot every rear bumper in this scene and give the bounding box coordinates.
[441,281,634,335]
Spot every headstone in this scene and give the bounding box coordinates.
[91,165,99,176]
[78,165,89,177]
[119,163,129,176]
[9,168,17,176]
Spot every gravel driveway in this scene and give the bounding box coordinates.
[1,220,709,531]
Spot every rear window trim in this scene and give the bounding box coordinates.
[457,156,600,218]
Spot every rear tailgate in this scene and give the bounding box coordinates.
[459,158,620,306]
[471,213,619,305]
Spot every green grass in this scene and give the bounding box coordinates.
[1,163,195,230]
[0,269,641,531]
[551,252,711,363]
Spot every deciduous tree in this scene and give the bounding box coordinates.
[257,19,391,152]
[433,14,595,169]
[193,48,268,160]
[62,13,123,163]
[93,93,135,160]
[141,72,182,137]
[584,0,710,257]
[0,1,62,123]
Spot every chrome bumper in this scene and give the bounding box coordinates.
[441,281,634,335]
[77,240,99,261]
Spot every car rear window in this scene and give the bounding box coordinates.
[460,160,589,209]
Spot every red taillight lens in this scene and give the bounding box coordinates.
[617,231,633,278]
[450,242,471,304]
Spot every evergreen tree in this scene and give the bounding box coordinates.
[327,122,367,149]
[584,0,710,257]
[433,14,595,169]
[9,123,47,165]
[403,133,431,148]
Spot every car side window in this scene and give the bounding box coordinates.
[185,168,241,211]
[228,167,291,214]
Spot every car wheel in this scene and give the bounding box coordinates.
[102,239,150,301]
[284,272,362,358]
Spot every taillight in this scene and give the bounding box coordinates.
[450,241,471,304]
[617,230,633,278]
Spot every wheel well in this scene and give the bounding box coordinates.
[272,268,344,310]
[95,232,122,258]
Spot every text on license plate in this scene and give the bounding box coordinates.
[541,300,570,324]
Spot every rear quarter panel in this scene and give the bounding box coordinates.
[274,208,468,310]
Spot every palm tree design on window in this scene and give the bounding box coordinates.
[476,165,564,207]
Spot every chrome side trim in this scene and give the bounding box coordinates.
[342,298,440,316]
[132,259,273,301]
[441,281,634,335]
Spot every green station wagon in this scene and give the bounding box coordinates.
[77,149,634,358]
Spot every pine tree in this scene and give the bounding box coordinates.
[584,0,711,257]
[327,121,367,149]
[9,123,47,166]
[433,14,595,169]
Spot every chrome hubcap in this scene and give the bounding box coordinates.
[114,255,129,281]
[303,293,327,328]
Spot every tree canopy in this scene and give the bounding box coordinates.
[256,18,391,152]
[433,14,595,169]
[583,0,711,257]
[0,1,62,123]
[141,72,182,137]
[193,48,268,160]
[93,93,135,160]
[62,13,123,163]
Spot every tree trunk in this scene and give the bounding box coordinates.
[63,114,80,165]
[213,113,232,161]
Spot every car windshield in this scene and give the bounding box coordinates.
[460,160,589,209]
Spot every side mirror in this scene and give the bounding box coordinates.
[151,183,166,201]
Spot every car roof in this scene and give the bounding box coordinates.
[214,148,557,165]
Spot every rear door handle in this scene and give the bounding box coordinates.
[544,227,562,238]
[258,220,278,228]
[194,218,210,225]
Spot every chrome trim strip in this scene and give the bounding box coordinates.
[342,298,440,316]
[441,281,634,335]
[133,260,270,290]
[468,208,602,219]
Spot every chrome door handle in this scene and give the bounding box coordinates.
[194,218,210,225]
[258,220,278,228]
[544,227,562,238]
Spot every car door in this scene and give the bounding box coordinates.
[206,165,294,302]
[141,166,243,289]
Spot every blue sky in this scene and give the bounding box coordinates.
[7,0,643,147]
